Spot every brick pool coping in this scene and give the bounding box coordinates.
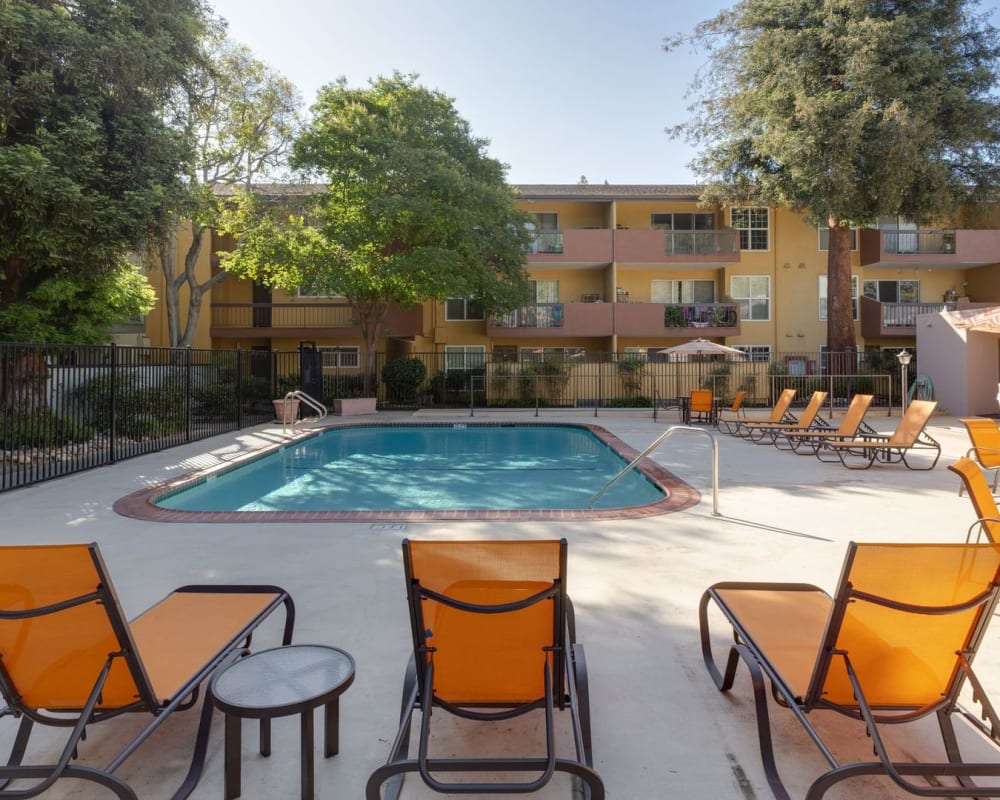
[113,421,700,522]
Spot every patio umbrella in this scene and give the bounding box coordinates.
[658,338,745,390]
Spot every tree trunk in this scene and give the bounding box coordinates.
[355,298,390,395]
[825,220,857,375]
[158,232,181,348]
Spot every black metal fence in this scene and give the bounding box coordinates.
[1,342,907,493]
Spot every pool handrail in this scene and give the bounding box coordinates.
[587,425,719,516]
[281,391,327,434]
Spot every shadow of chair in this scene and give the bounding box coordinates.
[817,399,940,470]
[0,542,294,800]
[719,387,797,437]
[949,457,1000,543]
[959,418,1000,496]
[365,538,604,800]
[773,393,875,454]
[688,388,715,424]
[700,540,1000,800]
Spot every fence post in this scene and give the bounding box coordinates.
[236,344,243,429]
[185,346,192,442]
[109,343,117,464]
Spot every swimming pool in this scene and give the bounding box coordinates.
[115,422,698,522]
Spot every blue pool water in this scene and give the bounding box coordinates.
[156,424,666,512]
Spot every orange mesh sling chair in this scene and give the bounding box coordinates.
[365,539,604,800]
[817,398,941,470]
[687,388,715,424]
[740,390,831,445]
[715,390,746,429]
[772,393,875,454]
[700,541,1000,800]
[949,457,1000,543]
[0,543,294,800]
[720,387,797,437]
[960,418,1000,495]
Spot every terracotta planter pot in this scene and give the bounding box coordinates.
[272,398,300,423]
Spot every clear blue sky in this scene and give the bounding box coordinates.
[206,0,731,185]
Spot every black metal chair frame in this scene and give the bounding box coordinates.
[365,538,604,800]
[816,428,942,469]
[699,542,1000,800]
[0,543,295,800]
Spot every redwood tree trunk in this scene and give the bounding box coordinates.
[825,220,857,375]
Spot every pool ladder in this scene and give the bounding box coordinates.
[281,391,327,434]
[587,426,720,516]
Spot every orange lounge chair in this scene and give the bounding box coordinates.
[817,398,940,469]
[366,539,604,800]
[960,417,1000,495]
[720,387,797,437]
[741,390,830,444]
[0,543,294,799]
[773,393,875,454]
[949,457,1000,543]
[715,390,746,429]
[700,541,1000,799]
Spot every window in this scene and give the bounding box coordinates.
[730,275,770,321]
[818,275,859,320]
[650,212,715,230]
[527,214,562,254]
[318,346,359,369]
[863,280,919,303]
[528,279,559,303]
[818,227,858,251]
[492,346,517,364]
[519,346,585,362]
[444,346,486,371]
[733,345,772,363]
[730,207,769,250]
[622,347,647,361]
[534,213,558,231]
[445,297,484,321]
[651,280,716,304]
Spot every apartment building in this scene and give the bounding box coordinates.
[138,184,1000,376]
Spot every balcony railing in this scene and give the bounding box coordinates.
[881,230,956,255]
[494,303,564,328]
[859,296,956,337]
[663,230,738,256]
[527,232,564,254]
[663,302,739,329]
[212,302,356,329]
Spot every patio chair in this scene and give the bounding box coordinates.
[365,538,604,800]
[741,390,831,444]
[959,417,1000,496]
[715,390,746,429]
[688,388,715,424]
[772,393,875,454]
[700,540,1000,800]
[817,398,940,470]
[720,387,797,437]
[949,457,1000,543]
[0,542,295,800]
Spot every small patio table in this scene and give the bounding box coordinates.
[210,644,355,800]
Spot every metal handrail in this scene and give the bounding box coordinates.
[587,426,719,516]
[281,391,327,434]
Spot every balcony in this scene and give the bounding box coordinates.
[859,228,1000,268]
[615,302,740,338]
[525,229,614,264]
[614,229,739,266]
[859,296,955,338]
[487,302,614,338]
[210,302,423,339]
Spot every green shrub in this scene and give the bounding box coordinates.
[381,358,427,402]
[0,408,94,447]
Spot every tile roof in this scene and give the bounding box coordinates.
[513,184,705,201]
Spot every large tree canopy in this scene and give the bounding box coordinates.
[221,73,532,390]
[0,0,207,342]
[667,0,1000,354]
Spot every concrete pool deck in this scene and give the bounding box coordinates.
[2,406,997,799]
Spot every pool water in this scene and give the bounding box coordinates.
[155,424,666,512]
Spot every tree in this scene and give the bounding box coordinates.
[156,33,302,347]
[666,0,1000,357]
[0,0,207,342]
[220,73,533,393]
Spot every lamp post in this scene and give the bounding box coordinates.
[897,349,912,414]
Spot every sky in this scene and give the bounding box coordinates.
[205,0,734,185]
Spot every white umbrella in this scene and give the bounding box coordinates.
[657,338,745,391]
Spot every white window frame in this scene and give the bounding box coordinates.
[445,297,485,321]
[863,279,920,303]
[730,207,770,251]
[730,275,771,321]
[733,345,772,363]
[650,212,715,230]
[444,345,486,371]
[818,227,858,251]
[318,346,359,369]
[819,275,859,321]
[650,279,716,304]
